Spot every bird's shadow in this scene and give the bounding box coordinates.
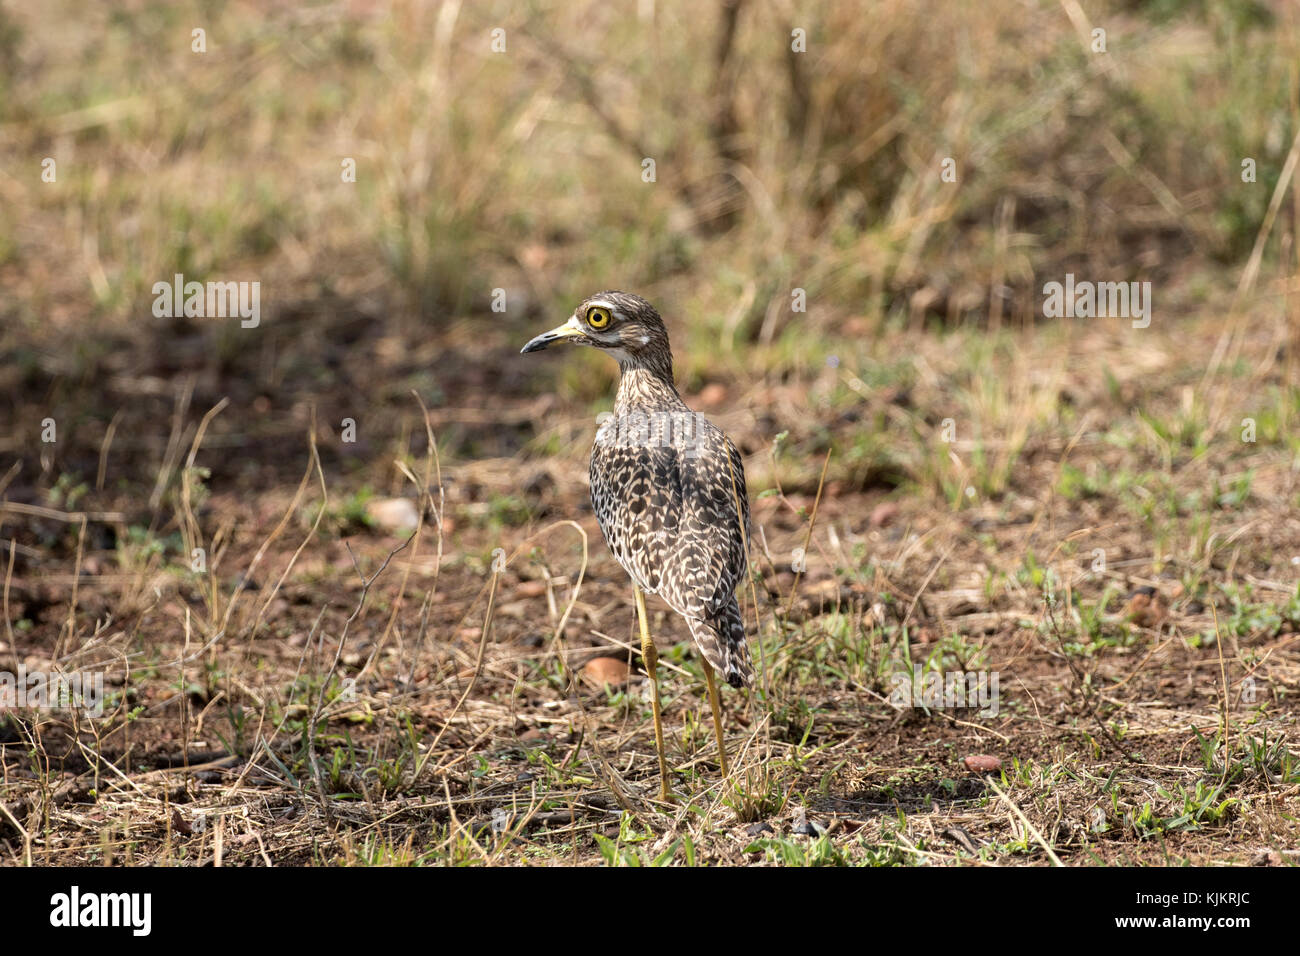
[806,775,990,818]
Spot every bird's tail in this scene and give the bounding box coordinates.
[686,597,753,688]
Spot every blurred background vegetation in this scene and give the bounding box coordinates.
[0,0,1296,496]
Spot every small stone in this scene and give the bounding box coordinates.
[1123,587,1167,628]
[745,821,774,838]
[365,497,419,533]
[696,383,727,408]
[807,578,841,599]
[494,600,529,619]
[869,502,900,528]
[581,656,629,687]
[964,754,1001,772]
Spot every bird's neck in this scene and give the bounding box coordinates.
[614,362,686,414]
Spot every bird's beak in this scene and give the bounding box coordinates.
[521,316,587,354]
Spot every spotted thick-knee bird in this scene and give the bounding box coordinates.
[522,291,751,797]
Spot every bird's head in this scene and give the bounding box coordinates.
[521,291,673,377]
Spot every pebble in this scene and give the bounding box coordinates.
[581,656,629,687]
[364,497,419,533]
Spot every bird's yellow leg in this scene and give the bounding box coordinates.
[703,665,729,778]
[635,585,672,802]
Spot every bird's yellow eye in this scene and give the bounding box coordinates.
[586,307,611,329]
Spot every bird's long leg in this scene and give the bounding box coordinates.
[635,585,672,802]
[703,665,729,778]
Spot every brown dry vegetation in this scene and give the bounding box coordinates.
[1,0,1299,866]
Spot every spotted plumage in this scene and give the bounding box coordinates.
[522,291,753,688]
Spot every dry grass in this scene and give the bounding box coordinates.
[2,307,1298,866]
[1,0,1299,866]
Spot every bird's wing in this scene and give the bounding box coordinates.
[590,415,748,619]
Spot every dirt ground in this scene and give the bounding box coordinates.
[2,298,1297,867]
